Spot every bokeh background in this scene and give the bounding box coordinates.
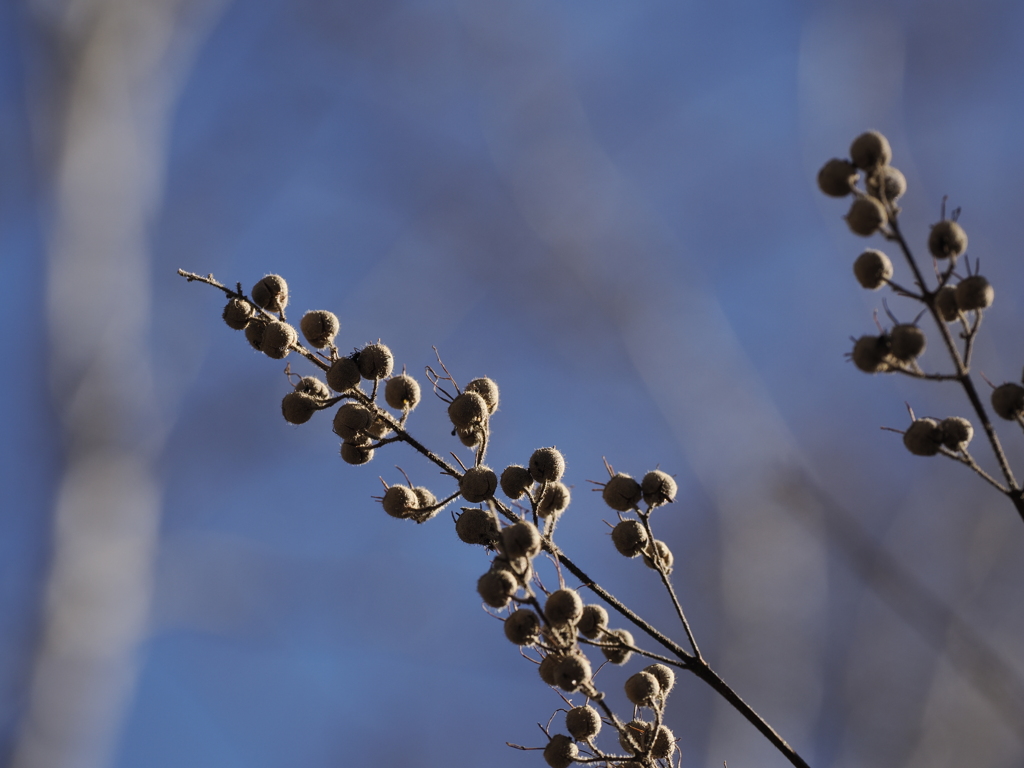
[4,1,1024,767]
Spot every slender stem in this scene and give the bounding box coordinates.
[639,513,702,659]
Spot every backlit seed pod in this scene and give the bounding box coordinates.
[340,441,374,465]
[619,720,651,755]
[992,383,1024,420]
[602,473,643,511]
[366,416,392,440]
[500,464,534,500]
[492,555,534,585]
[940,417,974,451]
[326,357,361,392]
[643,664,676,698]
[866,165,906,202]
[903,418,943,456]
[504,608,541,645]
[299,310,339,348]
[565,705,602,741]
[641,470,676,507]
[455,507,500,546]
[261,320,297,359]
[529,447,566,483]
[853,249,893,290]
[935,286,960,322]
[955,275,994,312]
[850,130,892,170]
[251,274,288,313]
[545,589,584,628]
[643,540,674,572]
[412,488,439,520]
[845,196,887,237]
[601,628,634,665]
[222,298,254,330]
[296,376,331,399]
[456,427,480,447]
[817,158,858,197]
[537,482,571,517]
[477,569,518,609]
[465,377,500,414]
[244,319,266,351]
[448,391,488,430]
[501,520,542,560]
[650,725,675,760]
[611,520,649,557]
[851,335,892,373]
[384,374,421,410]
[577,604,609,639]
[928,220,968,259]
[381,485,418,519]
[356,343,394,380]
[543,735,578,768]
[539,654,560,686]
[554,653,592,693]
[459,466,498,503]
[281,392,319,425]
[889,324,926,362]
[624,671,661,706]
[332,403,373,440]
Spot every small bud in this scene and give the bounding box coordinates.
[903,418,943,456]
[260,320,297,359]
[543,735,578,768]
[940,417,973,451]
[455,507,501,546]
[299,310,339,348]
[244,319,266,351]
[281,391,319,425]
[500,465,534,500]
[553,653,592,693]
[643,664,676,698]
[611,520,649,558]
[866,165,907,202]
[464,377,500,414]
[845,196,887,237]
[889,324,926,362]
[382,485,418,519]
[641,470,676,507]
[459,466,498,503]
[537,482,571,518]
[501,520,542,560]
[817,158,858,197]
[384,374,421,410]
[356,343,394,380]
[529,447,566,483]
[332,403,373,441]
[850,130,892,170]
[326,357,361,392]
[928,220,968,260]
[851,335,892,373]
[565,705,601,740]
[222,298,254,330]
[643,540,674,573]
[296,376,331,399]
[602,473,643,511]
[624,671,661,706]
[545,589,583,628]
[992,383,1024,420]
[935,286,960,322]
[577,604,609,639]
[853,249,893,290]
[448,391,488,430]
[601,628,634,665]
[477,569,517,609]
[251,274,288,313]
[955,275,994,312]
[340,441,374,465]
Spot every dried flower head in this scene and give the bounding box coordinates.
[455,507,501,546]
[903,418,943,456]
[601,628,634,664]
[928,220,968,260]
[940,417,974,451]
[459,466,498,503]
[611,520,649,558]
[244,319,267,351]
[545,589,584,628]
[553,653,592,693]
[889,324,926,362]
[251,275,288,313]
[326,357,361,392]
[500,464,534,500]
[602,473,643,511]
[382,485,419,519]
[817,158,858,197]
[624,671,661,706]
[619,719,651,755]
[384,374,421,410]
[643,664,676,698]
[501,520,542,560]
[845,196,887,237]
[281,391,319,425]
[340,441,374,465]
[356,343,394,380]
[299,310,339,348]
[222,298,254,330]
[853,249,893,290]
[296,376,331,399]
[477,568,518,609]
[650,725,675,760]
[448,391,488,430]
[537,482,571,517]
[850,130,892,170]
[955,275,994,312]
[543,734,578,768]
[643,540,674,573]
[577,604,609,639]
[464,377,500,414]
[529,447,566,483]
[332,403,373,441]
[503,608,541,646]
[935,286,960,322]
[641,470,676,507]
[991,383,1024,420]
[851,334,892,373]
[260,320,297,359]
[565,705,602,741]
[866,165,907,202]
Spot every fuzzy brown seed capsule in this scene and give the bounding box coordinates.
[455,507,500,546]
[850,130,892,170]
[384,374,421,410]
[298,310,339,348]
[817,158,858,197]
[846,196,887,237]
[866,165,907,202]
[261,320,297,359]
[504,608,541,646]
[624,671,661,706]
[244,319,266,351]
[889,324,926,362]
[935,286,960,322]
[940,417,973,451]
[643,540,674,572]
[411,487,440,522]
[529,447,566,483]
[326,357,361,392]
[565,706,602,740]
[641,470,676,507]
[611,520,649,557]
[992,383,1024,420]
[251,274,288,313]
[281,392,319,425]
[853,249,894,290]
[928,220,968,260]
[222,298,254,330]
[339,441,374,465]
[643,664,676,698]
[477,569,517,609]
[381,485,418,519]
[459,466,497,503]
[545,589,584,628]
[356,343,394,380]
[538,654,560,686]
[296,377,331,399]
[955,275,994,312]
[332,403,373,440]
[448,391,488,430]
[492,555,533,585]
[577,604,609,639]
[464,377,500,414]
[500,465,534,500]
[903,418,943,456]
[537,482,571,518]
[553,653,592,693]
[501,520,542,560]
[851,335,892,373]
[602,473,643,511]
[601,628,634,664]
[543,735,578,768]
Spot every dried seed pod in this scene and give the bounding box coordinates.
[281,391,319,425]
[853,249,893,290]
[850,130,892,170]
[903,418,943,456]
[299,310,339,348]
[650,725,675,760]
[889,324,926,362]
[553,653,592,693]
[448,391,488,430]
[565,705,602,740]
[491,555,534,585]
[643,540,674,572]
[543,735,578,768]
[577,604,609,639]
[503,608,541,645]
[500,464,534,500]
[332,403,373,440]
[464,377,500,414]
[935,286,960,322]
[340,441,374,465]
[260,320,297,359]
[845,196,887,237]
[477,569,517,609]
[411,487,440,521]
[619,719,651,755]
[545,589,583,628]
[940,417,973,451]
[326,357,361,392]
[529,447,566,483]
[244,319,267,351]
[601,628,634,665]
[381,485,418,519]
[992,383,1024,420]
[866,165,906,202]
[955,275,994,312]
[817,158,858,197]
[366,415,392,440]
[456,426,480,447]
[643,664,676,698]
[624,671,661,707]
[384,374,421,410]
[602,473,643,511]
[222,298,254,330]
[538,654,560,686]
[928,220,968,260]
[611,520,649,557]
[356,343,394,380]
[455,507,501,546]
[296,376,331,399]
[641,470,676,507]
[851,335,892,373]
[501,520,542,560]
[537,482,571,517]
[459,466,498,503]
[251,274,289,313]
